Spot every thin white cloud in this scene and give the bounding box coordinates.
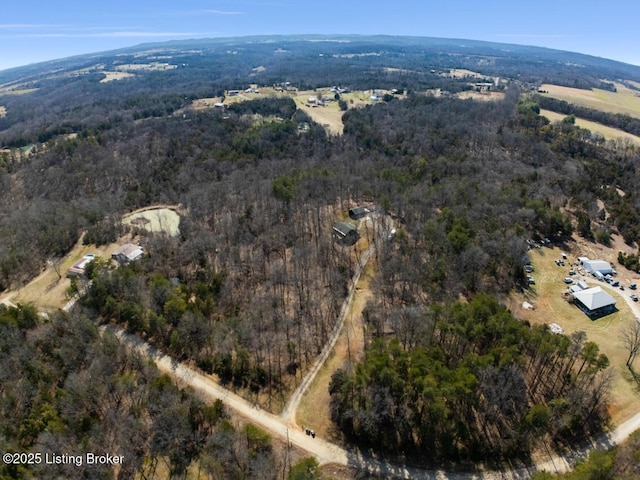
[493,34,583,39]
[0,31,218,39]
[198,9,243,15]
[0,24,73,29]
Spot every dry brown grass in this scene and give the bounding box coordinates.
[292,92,345,135]
[295,253,373,438]
[540,109,640,145]
[99,71,135,83]
[540,83,640,118]
[9,234,125,312]
[456,91,505,102]
[507,242,640,424]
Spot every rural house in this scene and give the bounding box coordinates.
[348,206,370,221]
[67,254,95,278]
[332,222,359,245]
[112,243,144,265]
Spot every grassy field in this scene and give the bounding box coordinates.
[99,71,135,83]
[540,83,640,118]
[540,108,640,145]
[122,206,181,237]
[187,87,397,135]
[457,91,505,102]
[7,235,124,312]
[508,245,640,424]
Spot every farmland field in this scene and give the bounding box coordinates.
[540,83,640,118]
[540,108,640,145]
[99,71,135,83]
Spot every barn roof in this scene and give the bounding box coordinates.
[573,286,615,311]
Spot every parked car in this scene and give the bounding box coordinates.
[563,277,574,284]
[630,283,637,290]
[612,280,620,287]
[525,265,534,273]
[631,294,638,302]
[527,276,536,285]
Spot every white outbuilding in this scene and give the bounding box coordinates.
[572,286,616,318]
[581,259,613,275]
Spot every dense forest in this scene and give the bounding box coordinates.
[1,36,640,476]
[0,305,284,479]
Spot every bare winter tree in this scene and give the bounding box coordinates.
[620,320,640,369]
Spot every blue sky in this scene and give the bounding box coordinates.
[0,0,637,71]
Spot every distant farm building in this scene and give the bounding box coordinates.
[572,286,616,318]
[580,258,613,275]
[112,243,144,265]
[67,254,95,278]
[332,222,359,245]
[348,206,370,221]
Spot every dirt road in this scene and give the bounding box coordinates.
[111,324,640,479]
[280,242,375,425]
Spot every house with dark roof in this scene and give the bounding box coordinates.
[348,206,370,221]
[332,222,359,245]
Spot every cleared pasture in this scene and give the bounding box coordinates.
[540,83,640,118]
[100,71,135,83]
[508,245,640,424]
[122,206,181,237]
[540,109,640,145]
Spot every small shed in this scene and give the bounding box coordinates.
[332,222,359,246]
[112,243,144,265]
[348,206,370,221]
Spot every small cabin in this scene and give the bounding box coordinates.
[348,206,370,221]
[332,222,359,246]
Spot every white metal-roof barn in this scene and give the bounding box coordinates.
[581,259,613,275]
[572,286,616,318]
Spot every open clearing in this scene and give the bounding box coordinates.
[122,205,181,237]
[1,205,181,312]
[115,62,177,72]
[1,234,124,312]
[540,83,640,118]
[188,87,400,135]
[507,241,640,424]
[541,108,640,145]
[456,91,505,102]
[99,71,135,83]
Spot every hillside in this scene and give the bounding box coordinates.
[2,35,640,479]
